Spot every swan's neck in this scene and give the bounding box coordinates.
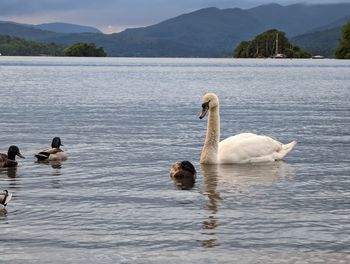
[200,106,220,164]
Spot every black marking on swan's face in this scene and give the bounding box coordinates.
[51,137,63,148]
[199,100,210,119]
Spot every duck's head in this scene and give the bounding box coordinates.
[51,137,63,148]
[7,146,25,160]
[199,93,219,119]
[170,161,197,190]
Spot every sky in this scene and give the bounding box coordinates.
[1,0,349,33]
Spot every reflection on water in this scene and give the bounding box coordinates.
[202,162,295,191]
[171,176,196,190]
[0,167,17,179]
[199,162,295,248]
[0,57,349,264]
[36,160,63,170]
[200,164,221,248]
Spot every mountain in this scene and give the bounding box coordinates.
[305,15,350,33]
[246,3,350,36]
[34,23,102,34]
[1,3,350,57]
[291,16,350,57]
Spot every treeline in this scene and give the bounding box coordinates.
[0,35,107,57]
[0,35,64,56]
[64,43,106,57]
[335,21,350,59]
[233,29,311,58]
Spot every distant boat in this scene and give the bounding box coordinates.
[312,55,324,59]
[273,53,286,59]
[271,32,286,59]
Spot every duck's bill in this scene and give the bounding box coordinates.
[199,108,208,119]
[17,152,25,159]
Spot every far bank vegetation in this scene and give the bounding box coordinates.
[233,29,311,58]
[64,43,107,57]
[335,21,350,59]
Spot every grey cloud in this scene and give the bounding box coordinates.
[1,0,349,31]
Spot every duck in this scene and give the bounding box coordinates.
[35,137,68,162]
[170,161,197,189]
[0,146,25,168]
[0,190,12,214]
[199,93,297,164]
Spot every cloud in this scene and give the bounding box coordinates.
[0,0,349,32]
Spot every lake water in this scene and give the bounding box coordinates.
[0,57,349,263]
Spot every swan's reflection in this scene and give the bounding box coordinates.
[200,164,221,248]
[199,162,295,248]
[212,162,294,191]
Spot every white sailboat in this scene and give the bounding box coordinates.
[272,32,286,58]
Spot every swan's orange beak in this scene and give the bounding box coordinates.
[199,101,210,119]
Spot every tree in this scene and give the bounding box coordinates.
[0,35,64,56]
[233,29,311,58]
[335,21,350,59]
[64,42,107,57]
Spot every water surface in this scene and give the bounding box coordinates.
[0,57,349,263]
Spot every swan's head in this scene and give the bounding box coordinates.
[199,93,219,119]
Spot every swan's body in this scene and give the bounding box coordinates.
[0,190,12,213]
[199,93,296,164]
[35,137,68,162]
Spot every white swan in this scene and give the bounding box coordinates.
[199,93,296,164]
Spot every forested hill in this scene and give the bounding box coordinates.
[1,3,350,57]
[0,35,64,56]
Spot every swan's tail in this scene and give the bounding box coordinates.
[275,141,297,160]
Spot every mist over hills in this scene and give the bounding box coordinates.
[34,23,102,34]
[0,3,349,57]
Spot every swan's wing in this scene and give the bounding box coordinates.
[218,134,282,163]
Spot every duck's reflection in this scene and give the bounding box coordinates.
[36,160,63,170]
[0,167,18,179]
[199,162,295,248]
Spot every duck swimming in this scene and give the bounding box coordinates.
[0,190,12,214]
[35,137,68,162]
[0,146,25,168]
[199,93,297,164]
[170,161,197,189]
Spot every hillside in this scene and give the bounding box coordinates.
[234,29,310,58]
[0,35,64,56]
[292,26,343,57]
[1,3,350,57]
[34,23,102,34]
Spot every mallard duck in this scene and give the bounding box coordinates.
[170,161,197,189]
[0,190,12,214]
[0,146,25,168]
[35,137,68,162]
[199,93,297,164]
